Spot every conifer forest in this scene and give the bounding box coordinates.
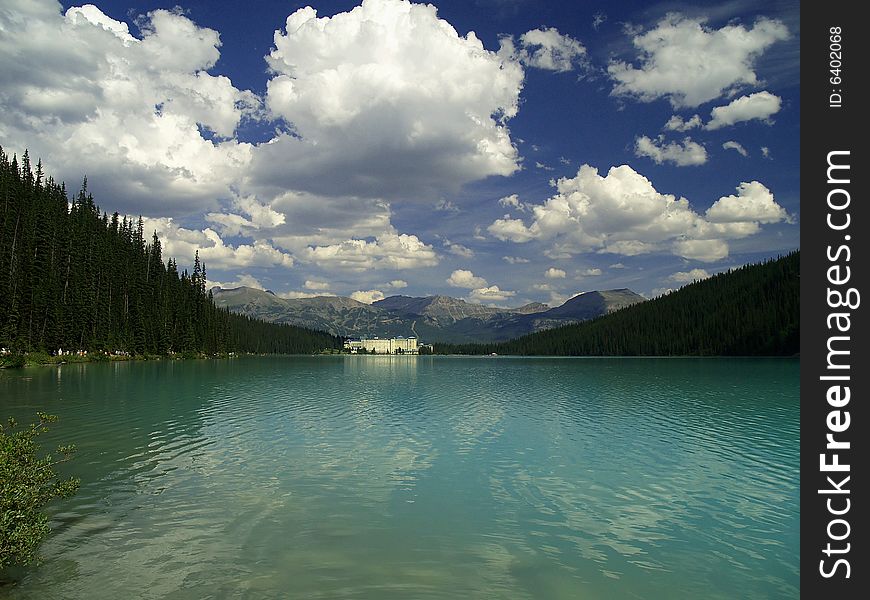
[0,147,341,357]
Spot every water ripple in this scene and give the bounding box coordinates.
[0,356,799,599]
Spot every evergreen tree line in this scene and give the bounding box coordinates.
[0,147,341,356]
[437,251,800,356]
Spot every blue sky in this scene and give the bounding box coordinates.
[0,0,800,305]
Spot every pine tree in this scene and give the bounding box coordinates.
[0,146,341,357]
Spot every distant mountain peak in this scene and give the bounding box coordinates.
[512,302,550,314]
[215,287,646,343]
[543,289,644,319]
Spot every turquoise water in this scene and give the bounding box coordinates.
[0,356,799,599]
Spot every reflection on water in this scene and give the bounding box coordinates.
[0,357,799,599]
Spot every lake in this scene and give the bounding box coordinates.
[0,356,799,599]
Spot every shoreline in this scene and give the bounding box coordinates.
[2,351,800,369]
[0,348,352,369]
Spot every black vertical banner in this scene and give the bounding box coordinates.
[801,3,867,597]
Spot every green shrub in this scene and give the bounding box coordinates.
[1,413,79,569]
[0,355,25,369]
[22,352,53,366]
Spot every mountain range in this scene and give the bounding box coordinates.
[438,251,800,356]
[211,287,645,343]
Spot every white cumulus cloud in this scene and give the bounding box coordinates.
[468,285,516,304]
[545,267,566,279]
[205,195,286,236]
[635,135,707,166]
[0,0,258,215]
[705,91,782,130]
[705,181,788,224]
[489,215,539,243]
[498,194,526,212]
[487,164,789,262]
[278,290,337,300]
[503,256,531,264]
[498,27,587,72]
[722,141,749,157]
[447,269,488,289]
[303,232,439,271]
[256,0,523,202]
[609,15,789,107]
[0,0,530,285]
[669,268,711,283]
[664,114,702,131]
[141,217,295,271]
[350,290,386,304]
[443,240,475,258]
[208,273,266,290]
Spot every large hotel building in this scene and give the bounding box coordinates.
[344,337,419,354]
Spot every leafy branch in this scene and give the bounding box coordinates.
[1,413,79,570]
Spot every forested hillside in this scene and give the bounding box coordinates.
[0,147,340,356]
[438,251,799,356]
